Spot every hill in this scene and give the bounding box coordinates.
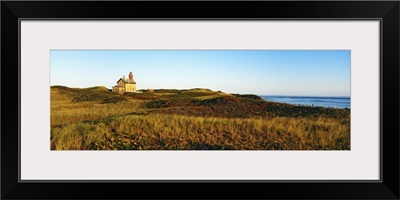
[50,86,350,150]
[51,85,126,104]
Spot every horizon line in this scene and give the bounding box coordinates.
[50,84,350,98]
[260,95,350,98]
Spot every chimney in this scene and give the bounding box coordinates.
[129,72,133,80]
[123,75,126,80]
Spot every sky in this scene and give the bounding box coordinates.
[50,50,350,97]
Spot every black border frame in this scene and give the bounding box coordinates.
[17,19,381,184]
[2,1,399,199]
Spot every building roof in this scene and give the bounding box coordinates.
[117,78,136,84]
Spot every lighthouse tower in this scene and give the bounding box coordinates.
[112,71,137,93]
[129,71,133,80]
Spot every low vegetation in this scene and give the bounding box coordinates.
[51,86,350,150]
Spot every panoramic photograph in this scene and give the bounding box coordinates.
[50,50,350,150]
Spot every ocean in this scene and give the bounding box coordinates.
[261,96,350,109]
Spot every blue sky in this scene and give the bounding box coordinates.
[50,50,350,97]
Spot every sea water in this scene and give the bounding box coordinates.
[261,96,350,109]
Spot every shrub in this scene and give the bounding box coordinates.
[147,100,168,108]
[232,94,263,100]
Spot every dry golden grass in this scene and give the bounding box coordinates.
[51,114,349,150]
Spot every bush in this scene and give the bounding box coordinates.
[232,94,263,100]
[147,100,168,108]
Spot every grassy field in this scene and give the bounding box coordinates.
[50,86,350,150]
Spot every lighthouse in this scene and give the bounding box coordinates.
[112,71,137,93]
